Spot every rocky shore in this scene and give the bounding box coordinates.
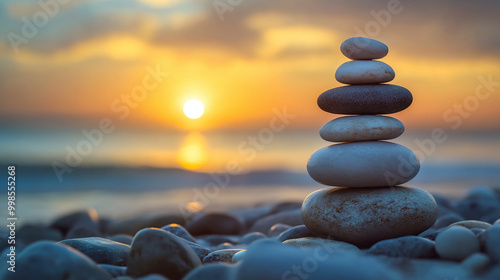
[1,185,500,280]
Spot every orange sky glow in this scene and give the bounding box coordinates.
[1,0,499,171]
[1,0,500,132]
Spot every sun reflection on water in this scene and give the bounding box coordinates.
[177,132,208,170]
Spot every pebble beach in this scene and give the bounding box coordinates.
[3,35,500,280]
[1,185,500,280]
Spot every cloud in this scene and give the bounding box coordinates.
[1,0,499,62]
[138,0,185,8]
[0,0,207,57]
[256,25,338,58]
[6,1,40,18]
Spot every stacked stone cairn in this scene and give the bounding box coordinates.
[301,37,438,247]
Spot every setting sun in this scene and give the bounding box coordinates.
[183,99,204,119]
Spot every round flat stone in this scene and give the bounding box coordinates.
[301,186,438,247]
[317,84,413,114]
[341,37,388,60]
[335,61,395,84]
[320,115,404,142]
[307,141,420,187]
[435,226,480,261]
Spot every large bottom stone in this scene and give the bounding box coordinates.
[301,186,437,247]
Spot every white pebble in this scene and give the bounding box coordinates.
[335,60,395,84]
[435,226,480,261]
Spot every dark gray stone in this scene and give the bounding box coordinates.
[269,202,302,214]
[211,242,244,251]
[186,213,243,236]
[126,228,201,280]
[108,234,133,245]
[229,202,301,231]
[466,186,498,200]
[276,225,322,242]
[18,225,62,244]
[228,204,274,229]
[432,213,463,229]
[267,223,292,237]
[161,224,197,243]
[182,239,211,261]
[99,264,127,277]
[479,225,500,263]
[367,236,438,259]
[238,232,266,244]
[418,228,443,241]
[454,197,500,220]
[98,218,113,234]
[0,241,111,280]
[66,223,101,239]
[431,193,453,210]
[317,84,413,115]
[107,213,185,236]
[481,209,500,224]
[249,209,303,233]
[340,37,388,60]
[196,235,239,246]
[50,209,100,236]
[59,237,130,266]
[436,204,456,218]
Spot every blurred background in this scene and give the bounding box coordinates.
[1,0,499,224]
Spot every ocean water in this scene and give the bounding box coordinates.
[1,126,499,225]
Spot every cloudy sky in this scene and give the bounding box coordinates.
[1,0,500,133]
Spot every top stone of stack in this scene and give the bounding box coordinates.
[340,37,388,60]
